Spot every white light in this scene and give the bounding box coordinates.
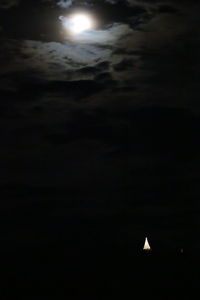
[68,13,93,34]
[143,237,151,251]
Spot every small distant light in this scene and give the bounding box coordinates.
[143,237,151,251]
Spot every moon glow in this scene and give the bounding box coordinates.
[63,13,93,34]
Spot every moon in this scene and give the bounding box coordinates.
[62,13,93,34]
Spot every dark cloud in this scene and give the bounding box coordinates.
[78,61,110,76]
[113,59,133,71]
[43,105,200,159]
[34,79,105,98]
[157,4,179,13]
[0,0,20,9]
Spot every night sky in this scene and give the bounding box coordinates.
[0,0,200,295]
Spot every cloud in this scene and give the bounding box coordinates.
[0,3,196,106]
[57,0,73,8]
[113,59,133,72]
[0,38,112,90]
[70,23,133,45]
